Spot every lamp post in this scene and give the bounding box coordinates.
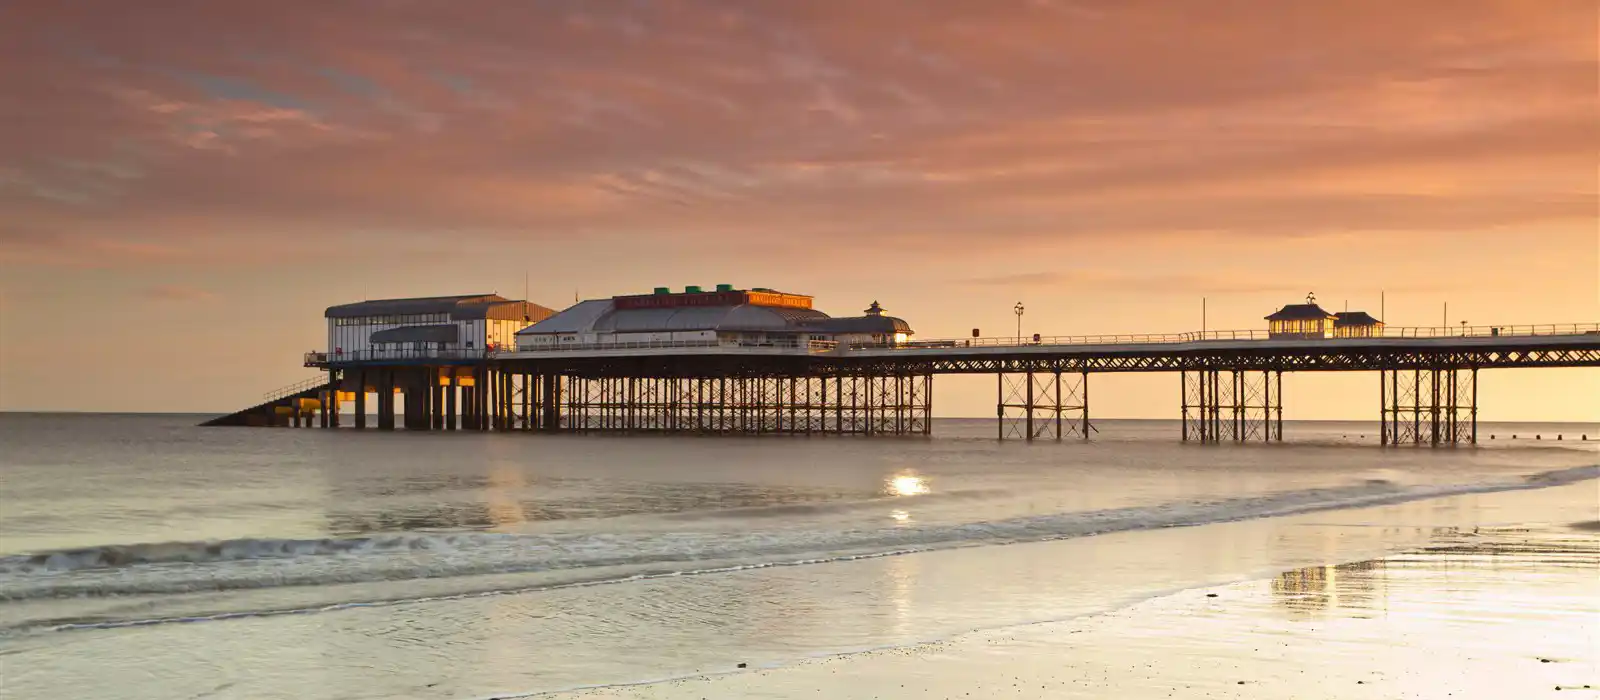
[1014,302,1025,345]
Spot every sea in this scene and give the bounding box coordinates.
[0,413,1595,699]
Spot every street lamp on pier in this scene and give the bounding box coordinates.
[1014,302,1025,344]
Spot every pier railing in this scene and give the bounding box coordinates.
[306,348,496,366]
[512,338,841,354]
[262,376,330,403]
[303,323,1597,363]
[855,323,1600,350]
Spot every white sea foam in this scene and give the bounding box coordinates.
[3,465,1592,618]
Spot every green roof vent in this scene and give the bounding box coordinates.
[715,283,734,292]
[685,285,703,293]
[653,287,671,295]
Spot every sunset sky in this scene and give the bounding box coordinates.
[1,0,1595,419]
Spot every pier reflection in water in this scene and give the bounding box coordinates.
[1271,559,1389,616]
[1270,524,1600,620]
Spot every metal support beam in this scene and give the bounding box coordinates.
[377,370,395,431]
[354,370,367,430]
[998,371,1088,440]
[1183,370,1281,443]
[1382,367,1476,447]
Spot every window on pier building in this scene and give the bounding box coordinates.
[1333,311,1384,338]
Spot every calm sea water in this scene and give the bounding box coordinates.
[0,414,1594,699]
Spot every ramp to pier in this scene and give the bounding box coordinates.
[202,377,331,427]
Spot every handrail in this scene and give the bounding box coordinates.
[504,339,840,353]
[302,322,1598,361]
[861,323,1600,350]
[307,348,495,365]
[261,376,329,403]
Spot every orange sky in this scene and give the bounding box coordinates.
[0,1,1595,419]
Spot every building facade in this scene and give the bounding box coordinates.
[1265,294,1382,339]
[326,294,555,360]
[515,286,913,350]
[1333,311,1385,338]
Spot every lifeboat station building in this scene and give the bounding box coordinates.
[325,294,555,362]
[515,285,914,352]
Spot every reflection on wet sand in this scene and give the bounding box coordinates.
[1271,559,1388,615]
[1273,525,1600,619]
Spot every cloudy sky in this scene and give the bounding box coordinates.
[1,0,1595,419]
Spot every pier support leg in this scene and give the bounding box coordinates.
[998,370,1087,440]
[486,368,496,432]
[431,369,444,430]
[354,371,367,430]
[377,371,395,431]
[1380,367,1476,447]
[1183,370,1278,443]
[329,371,342,429]
[541,374,558,431]
[523,373,533,431]
[419,370,433,430]
[447,371,458,431]
[401,371,421,431]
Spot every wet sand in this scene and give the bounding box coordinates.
[564,482,1599,700]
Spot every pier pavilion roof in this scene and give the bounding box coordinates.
[1334,311,1384,327]
[326,294,554,322]
[799,301,912,335]
[515,296,917,338]
[1265,303,1337,322]
[518,299,831,335]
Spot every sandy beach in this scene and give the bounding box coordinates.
[3,416,1594,700]
[563,481,1599,700]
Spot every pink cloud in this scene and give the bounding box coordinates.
[0,0,1593,269]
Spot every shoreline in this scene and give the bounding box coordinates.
[3,467,1595,700]
[556,481,1600,700]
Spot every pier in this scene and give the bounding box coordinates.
[206,288,1600,446]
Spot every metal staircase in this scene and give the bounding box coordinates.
[201,376,333,427]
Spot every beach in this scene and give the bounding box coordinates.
[567,481,1599,700]
[0,415,1594,699]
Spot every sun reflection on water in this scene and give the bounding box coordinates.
[888,474,929,497]
[886,472,927,524]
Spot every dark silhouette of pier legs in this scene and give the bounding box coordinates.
[543,373,930,435]
[1381,368,1476,446]
[430,368,444,430]
[353,370,368,429]
[328,370,342,428]
[445,371,458,430]
[376,370,395,431]
[997,371,1089,441]
[1182,370,1282,443]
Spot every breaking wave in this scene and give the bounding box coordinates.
[2,465,1594,608]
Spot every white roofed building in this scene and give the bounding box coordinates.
[323,294,556,362]
[515,285,913,352]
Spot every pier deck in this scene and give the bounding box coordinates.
[259,324,1599,445]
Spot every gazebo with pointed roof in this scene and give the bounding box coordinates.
[1333,311,1385,338]
[1266,293,1338,339]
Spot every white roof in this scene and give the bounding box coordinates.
[517,300,829,335]
[515,299,614,334]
